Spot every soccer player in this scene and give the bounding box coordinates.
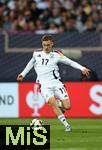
[17,35,90,132]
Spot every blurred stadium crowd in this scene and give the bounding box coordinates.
[0,0,102,33]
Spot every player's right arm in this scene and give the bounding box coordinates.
[17,57,35,81]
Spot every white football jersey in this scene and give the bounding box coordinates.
[21,50,85,86]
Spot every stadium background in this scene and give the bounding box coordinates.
[0,0,102,149]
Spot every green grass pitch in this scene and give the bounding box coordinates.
[0,118,102,150]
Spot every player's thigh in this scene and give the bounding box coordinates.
[48,96,57,107]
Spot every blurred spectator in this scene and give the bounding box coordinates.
[65,19,77,32]
[0,0,102,33]
[47,22,59,34]
[97,23,102,32]
[84,18,96,31]
[30,1,42,22]
[3,15,12,30]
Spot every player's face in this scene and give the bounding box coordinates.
[42,40,53,53]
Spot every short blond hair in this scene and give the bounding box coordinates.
[41,35,53,42]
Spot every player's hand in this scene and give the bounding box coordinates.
[17,74,24,81]
[82,68,91,77]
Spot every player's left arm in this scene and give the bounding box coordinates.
[58,52,90,77]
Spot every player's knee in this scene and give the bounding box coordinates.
[64,101,71,110]
[48,98,56,107]
[48,101,54,106]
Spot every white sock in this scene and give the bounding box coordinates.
[58,114,70,128]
